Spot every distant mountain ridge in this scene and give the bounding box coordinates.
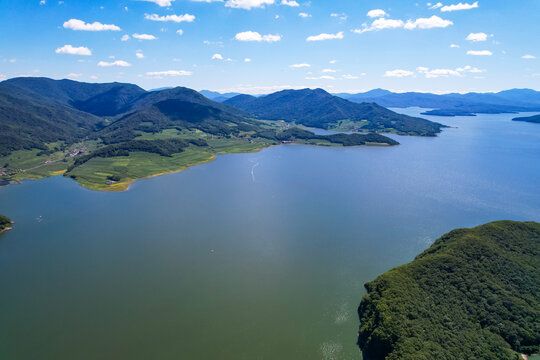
[225,88,445,136]
[334,88,540,116]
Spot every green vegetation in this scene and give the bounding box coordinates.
[358,221,540,360]
[0,77,405,191]
[513,114,540,124]
[224,88,445,136]
[0,214,13,232]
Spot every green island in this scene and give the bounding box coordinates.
[0,214,13,233]
[0,77,438,192]
[358,220,540,360]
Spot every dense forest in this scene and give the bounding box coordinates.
[0,214,13,232]
[225,88,445,136]
[358,220,540,360]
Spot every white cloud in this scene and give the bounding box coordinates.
[466,32,487,42]
[144,13,195,22]
[63,19,120,31]
[450,44,460,48]
[212,53,224,60]
[354,15,452,34]
[191,0,223,2]
[299,12,311,18]
[429,2,443,9]
[244,58,252,62]
[65,73,82,79]
[176,29,184,35]
[289,63,310,68]
[404,15,453,29]
[522,54,536,59]
[40,0,46,4]
[306,75,336,80]
[136,51,144,59]
[133,33,157,40]
[367,9,386,18]
[55,45,92,56]
[306,31,344,41]
[0,73,6,81]
[384,69,414,77]
[143,0,174,6]
[415,65,485,78]
[121,34,130,41]
[329,59,337,64]
[235,31,281,42]
[97,60,131,67]
[225,0,274,10]
[441,1,479,12]
[146,70,192,78]
[467,50,492,56]
[281,0,298,6]
[322,69,336,73]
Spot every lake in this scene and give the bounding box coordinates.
[0,108,539,360]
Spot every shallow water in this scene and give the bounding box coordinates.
[0,108,539,359]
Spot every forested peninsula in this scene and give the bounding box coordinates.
[358,220,540,360]
[0,214,13,233]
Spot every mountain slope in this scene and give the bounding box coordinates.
[225,88,445,136]
[513,114,540,123]
[358,220,540,360]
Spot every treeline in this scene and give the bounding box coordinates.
[257,127,399,146]
[67,138,208,171]
[0,214,13,231]
[358,221,540,360]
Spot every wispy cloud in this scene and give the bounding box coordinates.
[353,15,452,33]
[522,54,536,59]
[133,33,157,40]
[441,1,479,12]
[143,0,174,6]
[235,31,281,42]
[97,60,131,67]
[467,50,492,56]
[225,0,274,10]
[306,31,344,41]
[384,69,414,77]
[146,70,192,78]
[281,0,298,6]
[144,14,195,22]
[289,63,310,68]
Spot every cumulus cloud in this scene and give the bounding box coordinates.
[133,33,157,40]
[225,0,274,10]
[97,60,131,67]
[299,12,311,18]
[146,70,192,77]
[441,1,479,12]
[384,69,414,77]
[306,31,344,41]
[353,15,452,33]
[404,15,453,29]
[235,31,281,42]
[466,32,487,42]
[289,63,310,68]
[467,50,492,56]
[55,45,92,56]
[144,13,195,22]
[281,0,298,6]
[212,53,224,60]
[63,19,120,31]
[415,65,485,78]
[121,34,130,41]
[143,0,174,6]
[367,9,386,18]
[522,54,536,59]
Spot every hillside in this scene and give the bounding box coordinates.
[225,89,445,136]
[358,221,540,360]
[338,88,540,116]
[0,214,13,232]
[513,114,540,123]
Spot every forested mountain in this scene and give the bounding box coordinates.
[513,114,540,123]
[225,88,445,136]
[358,220,540,360]
[336,88,540,116]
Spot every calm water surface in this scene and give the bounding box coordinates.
[1,108,539,359]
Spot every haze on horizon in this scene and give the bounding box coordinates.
[0,0,538,94]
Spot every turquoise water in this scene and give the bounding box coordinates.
[0,109,539,359]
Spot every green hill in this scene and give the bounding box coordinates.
[0,214,13,232]
[224,88,445,136]
[358,221,540,360]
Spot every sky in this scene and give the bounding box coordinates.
[0,0,538,94]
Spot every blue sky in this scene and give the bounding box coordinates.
[0,0,538,94]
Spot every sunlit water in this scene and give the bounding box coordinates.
[0,109,539,359]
